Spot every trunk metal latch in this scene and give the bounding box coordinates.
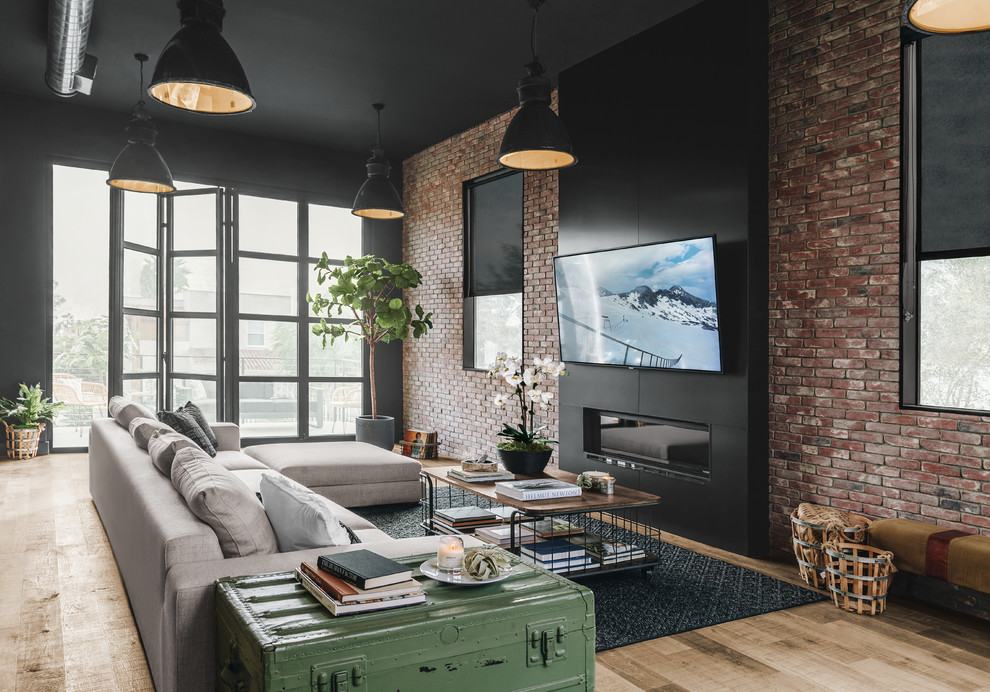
[527,618,568,667]
[312,656,366,691]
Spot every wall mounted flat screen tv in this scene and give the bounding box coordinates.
[553,236,722,372]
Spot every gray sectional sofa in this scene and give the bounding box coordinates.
[88,417,475,692]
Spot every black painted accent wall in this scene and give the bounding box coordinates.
[556,0,769,555]
[0,90,403,453]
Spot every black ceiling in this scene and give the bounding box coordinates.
[1,1,699,160]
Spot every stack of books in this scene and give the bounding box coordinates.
[584,540,646,565]
[519,538,595,573]
[446,467,515,483]
[431,506,501,533]
[295,550,425,616]
[494,479,582,501]
[475,524,539,547]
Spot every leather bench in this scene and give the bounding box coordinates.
[868,518,990,620]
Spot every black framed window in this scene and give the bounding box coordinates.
[902,33,990,414]
[463,170,524,369]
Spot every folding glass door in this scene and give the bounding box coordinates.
[166,189,224,418]
[111,187,223,418]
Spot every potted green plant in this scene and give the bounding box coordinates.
[0,383,65,459]
[308,254,432,449]
[488,354,566,475]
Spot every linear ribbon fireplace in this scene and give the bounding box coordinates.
[583,409,711,483]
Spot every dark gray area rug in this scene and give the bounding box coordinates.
[354,503,826,651]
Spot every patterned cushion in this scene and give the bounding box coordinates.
[147,430,200,476]
[128,417,175,450]
[158,409,217,457]
[108,396,157,429]
[180,401,217,449]
[170,447,278,558]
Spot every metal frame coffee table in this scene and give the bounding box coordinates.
[420,466,662,577]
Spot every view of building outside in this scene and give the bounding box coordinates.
[51,165,110,448]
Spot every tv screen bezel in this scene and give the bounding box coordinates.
[552,235,723,374]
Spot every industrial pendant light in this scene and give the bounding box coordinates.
[148,0,255,114]
[107,54,175,194]
[904,0,990,34]
[352,103,405,220]
[498,0,576,170]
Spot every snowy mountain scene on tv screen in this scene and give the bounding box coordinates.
[553,236,722,373]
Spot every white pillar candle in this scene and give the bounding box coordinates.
[437,535,465,572]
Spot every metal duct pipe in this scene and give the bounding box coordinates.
[46,0,97,96]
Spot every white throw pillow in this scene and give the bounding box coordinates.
[129,417,175,450]
[259,472,351,551]
[171,447,278,558]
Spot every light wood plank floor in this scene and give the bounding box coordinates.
[2,453,989,691]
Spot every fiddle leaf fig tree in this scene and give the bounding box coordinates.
[307,254,433,419]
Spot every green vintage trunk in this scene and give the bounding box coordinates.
[216,552,595,692]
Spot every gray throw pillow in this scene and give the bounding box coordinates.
[108,396,157,429]
[158,409,217,457]
[128,417,175,450]
[170,447,278,558]
[147,430,200,476]
[180,401,218,449]
[259,473,351,551]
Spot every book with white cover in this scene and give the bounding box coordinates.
[446,468,516,483]
[494,479,582,501]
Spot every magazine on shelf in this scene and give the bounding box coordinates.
[494,479,582,501]
[296,570,425,616]
[584,540,646,564]
[475,525,540,546]
[530,518,585,537]
[433,506,498,523]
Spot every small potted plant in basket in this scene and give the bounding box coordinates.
[308,254,432,449]
[488,354,566,475]
[0,383,65,459]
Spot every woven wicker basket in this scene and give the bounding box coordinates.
[790,503,870,588]
[4,422,45,460]
[823,541,896,615]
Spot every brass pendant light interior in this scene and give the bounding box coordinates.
[904,0,990,34]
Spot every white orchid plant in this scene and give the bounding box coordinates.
[488,354,566,452]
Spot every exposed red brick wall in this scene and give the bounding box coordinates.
[401,98,560,463]
[769,0,990,549]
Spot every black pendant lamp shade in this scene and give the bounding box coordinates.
[149,0,255,115]
[107,54,175,194]
[352,104,405,220]
[498,0,576,170]
[904,0,990,34]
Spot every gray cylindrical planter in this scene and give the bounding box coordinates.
[355,415,395,450]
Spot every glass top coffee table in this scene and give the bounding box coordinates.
[420,465,662,578]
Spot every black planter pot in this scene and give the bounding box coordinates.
[355,415,395,450]
[497,447,552,475]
